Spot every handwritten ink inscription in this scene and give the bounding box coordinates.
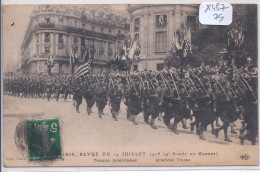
[199,3,233,25]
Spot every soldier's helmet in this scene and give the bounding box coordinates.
[251,67,258,78]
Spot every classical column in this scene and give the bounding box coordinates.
[40,33,43,55]
[53,33,56,56]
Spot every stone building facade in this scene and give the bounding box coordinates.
[128,4,202,71]
[21,5,130,74]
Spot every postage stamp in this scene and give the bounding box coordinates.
[26,118,62,161]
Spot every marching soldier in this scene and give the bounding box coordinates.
[83,77,96,115]
[108,76,124,121]
[95,78,108,118]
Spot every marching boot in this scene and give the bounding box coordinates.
[224,136,232,142]
[182,118,188,129]
[146,116,150,125]
[112,113,115,119]
[111,109,115,119]
[150,118,158,129]
[87,107,91,115]
[130,115,134,122]
[231,127,237,134]
[76,104,80,113]
[214,128,220,138]
[133,115,138,125]
[163,116,171,129]
[172,123,179,134]
[114,112,118,121]
[98,109,102,118]
[183,124,188,129]
[190,122,195,132]
[158,113,162,121]
[199,127,206,140]
[224,127,232,142]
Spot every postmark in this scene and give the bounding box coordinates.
[26,118,62,161]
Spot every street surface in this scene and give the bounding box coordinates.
[3,95,258,166]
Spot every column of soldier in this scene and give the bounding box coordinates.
[3,62,258,145]
[3,73,72,101]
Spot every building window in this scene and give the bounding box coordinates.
[101,27,104,33]
[117,41,122,50]
[45,47,50,55]
[81,37,85,47]
[155,31,167,52]
[108,29,112,34]
[134,18,140,32]
[36,46,39,55]
[58,34,64,44]
[74,20,77,27]
[58,18,64,26]
[92,26,95,31]
[135,34,139,44]
[45,18,51,25]
[82,23,86,29]
[59,63,63,73]
[118,29,121,34]
[157,63,164,71]
[73,37,78,45]
[156,15,167,27]
[44,33,50,42]
[36,34,39,43]
[81,11,86,20]
[187,15,197,32]
[134,65,138,71]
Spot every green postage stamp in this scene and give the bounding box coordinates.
[26,118,62,161]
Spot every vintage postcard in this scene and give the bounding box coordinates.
[2,3,258,167]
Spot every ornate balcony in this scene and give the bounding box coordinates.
[39,22,55,28]
[35,24,122,41]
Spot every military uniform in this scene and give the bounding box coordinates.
[108,80,123,121]
[95,80,108,118]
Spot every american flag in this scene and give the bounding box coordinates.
[183,39,191,57]
[74,58,93,79]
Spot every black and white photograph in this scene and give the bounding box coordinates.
[2,3,258,167]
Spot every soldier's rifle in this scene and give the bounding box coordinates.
[234,77,244,93]
[236,75,247,90]
[239,73,257,100]
[188,77,198,92]
[173,71,190,97]
[168,71,181,99]
[109,74,116,92]
[128,74,138,95]
[144,72,156,94]
[95,75,101,88]
[138,74,145,90]
[213,77,229,100]
[159,72,171,95]
[219,78,238,98]
[83,75,90,86]
[125,74,131,90]
[189,70,209,96]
